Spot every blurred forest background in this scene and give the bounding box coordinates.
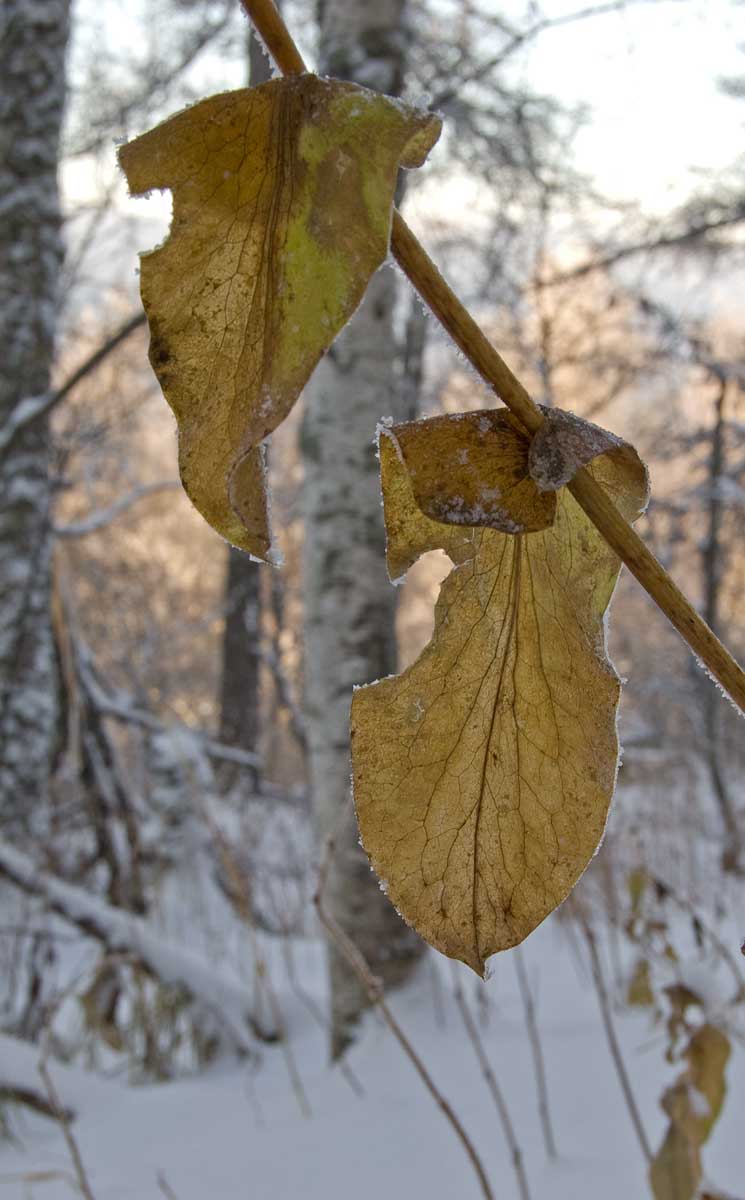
[1,0,745,1197]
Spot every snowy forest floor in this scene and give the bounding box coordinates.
[1,913,742,1200]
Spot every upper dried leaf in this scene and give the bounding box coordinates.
[119,76,440,559]
[352,408,648,974]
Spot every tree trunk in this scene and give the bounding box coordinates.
[0,0,70,830]
[699,375,741,872]
[302,0,424,1058]
[218,549,261,788]
[215,15,275,792]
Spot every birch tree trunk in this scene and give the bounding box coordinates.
[302,0,423,1057]
[0,0,70,830]
[216,16,278,794]
[698,376,741,872]
[218,551,261,789]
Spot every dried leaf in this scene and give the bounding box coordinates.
[392,409,556,534]
[351,408,648,974]
[528,406,637,492]
[664,983,703,1062]
[650,1023,730,1200]
[119,76,440,559]
[650,1119,700,1200]
[627,957,654,1007]
[686,1023,730,1140]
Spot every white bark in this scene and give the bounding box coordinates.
[302,0,423,1057]
[0,0,70,828]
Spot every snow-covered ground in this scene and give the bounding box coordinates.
[2,913,742,1200]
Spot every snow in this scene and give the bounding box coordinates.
[0,841,256,1055]
[1,916,741,1199]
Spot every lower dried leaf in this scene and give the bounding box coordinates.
[351,410,648,974]
[650,1022,730,1200]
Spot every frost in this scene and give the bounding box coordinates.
[248,27,282,78]
[692,651,745,720]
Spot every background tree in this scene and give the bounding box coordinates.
[0,0,70,832]
[301,0,426,1057]
[216,24,273,793]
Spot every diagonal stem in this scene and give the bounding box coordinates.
[239,0,745,714]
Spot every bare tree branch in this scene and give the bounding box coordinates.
[0,840,258,1054]
[313,834,496,1200]
[54,482,180,538]
[0,311,146,459]
[431,0,685,110]
[541,203,745,288]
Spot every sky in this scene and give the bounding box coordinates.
[519,0,744,211]
[62,0,745,233]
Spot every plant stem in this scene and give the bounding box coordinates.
[451,966,532,1200]
[582,922,653,1165]
[391,211,745,713]
[239,0,745,715]
[514,947,558,1160]
[315,838,497,1200]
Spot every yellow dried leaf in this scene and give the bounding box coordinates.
[627,867,648,915]
[392,409,556,534]
[351,409,648,974]
[686,1023,730,1140]
[627,957,654,1007]
[650,1023,730,1200]
[119,76,440,559]
[650,1119,700,1200]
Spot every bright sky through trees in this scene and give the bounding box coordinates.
[63,0,743,222]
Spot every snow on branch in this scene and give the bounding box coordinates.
[0,840,257,1055]
[0,1074,74,1122]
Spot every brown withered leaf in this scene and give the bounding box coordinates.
[351,409,648,974]
[528,406,641,492]
[627,957,654,1008]
[650,1022,731,1200]
[119,76,440,559]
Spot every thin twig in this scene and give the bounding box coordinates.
[38,1041,96,1200]
[238,0,745,714]
[0,840,257,1055]
[431,0,678,111]
[0,1082,74,1123]
[649,873,745,1002]
[156,1171,180,1199]
[390,212,745,714]
[450,966,532,1200]
[206,813,313,1119]
[75,643,264,774]
[314,837,496,1200]
[0,1168,81,1188]
[514,947,558,1160]
[0,312,146,458]
[540,203,745,288]
[280,939,365,1098]
[54,482,180,538]
[581,919,652,1164]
